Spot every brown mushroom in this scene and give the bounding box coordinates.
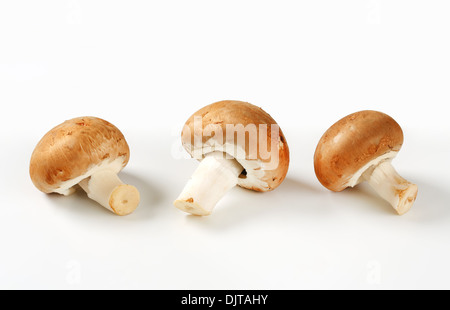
[174,100,290,216]
[30,117,140,216]
[314,110,418,215]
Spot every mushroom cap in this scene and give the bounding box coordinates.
[30,117,130,194]
[181,100,290,192]
[314,110,404,192]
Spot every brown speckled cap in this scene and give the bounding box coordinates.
[182,100,290,192]
[30,117,130,194]
[314,110,404,192]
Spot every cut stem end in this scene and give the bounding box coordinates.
[79,170,140,216]
[109,184,140,216]
[363,161,418,215]
[174,152,243,216]
[396,183,418,215]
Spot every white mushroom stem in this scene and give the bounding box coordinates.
[174,152,244,216]
[362,160,418,215]
[79,170,140,216]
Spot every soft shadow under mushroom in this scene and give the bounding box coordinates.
[279,176,322,194]
[339,184,396,215]
[45,171,163,220]
[338,177,448,221]
[46,188,110,218]
[183,176,326,230]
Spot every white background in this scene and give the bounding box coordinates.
[1,0,449,289]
